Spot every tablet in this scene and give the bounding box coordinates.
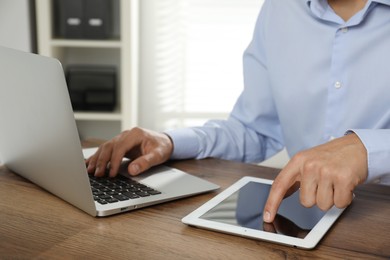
[182,176,349,249]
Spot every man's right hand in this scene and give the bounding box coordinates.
[262,133,367,224]
[85,127,174,177]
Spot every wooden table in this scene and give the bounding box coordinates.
[1,143,389,259]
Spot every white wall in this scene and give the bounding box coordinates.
[0,0,33,52]
[0,0,32,165]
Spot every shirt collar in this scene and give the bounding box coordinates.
[305,0,329,18]
[371,0,390,6]
[306,0,390,8]
[305,0,389,25]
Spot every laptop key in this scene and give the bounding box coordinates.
[113,194,130,201]
[105,198,119,203]
[147,190,162,195]
[99,195,112,200]
[135,191,150,197]
[122,192,140,199]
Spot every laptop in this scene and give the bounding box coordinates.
[0,46,219,217]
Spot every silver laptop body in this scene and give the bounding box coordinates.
[0,46,219,217]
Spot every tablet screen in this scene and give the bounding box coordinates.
[199,181,326,239]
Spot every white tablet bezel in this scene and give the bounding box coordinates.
[182,176,347,249]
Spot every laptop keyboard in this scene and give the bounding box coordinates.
[89,175,162,205]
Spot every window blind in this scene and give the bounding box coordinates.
[139,0,264,131]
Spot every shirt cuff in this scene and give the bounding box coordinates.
[346,129,390,184]
[164,128,200,160]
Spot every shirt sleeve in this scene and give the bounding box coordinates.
[165,0,284,163]
[348,129,390,184]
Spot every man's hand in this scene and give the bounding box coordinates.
[263,133,368,223]
[85,127,174,177]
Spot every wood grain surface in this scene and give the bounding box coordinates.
[0,141,389,259]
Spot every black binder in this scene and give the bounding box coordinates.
[84,0,112,39]
[54,0,113,39]
[54,0,84,39]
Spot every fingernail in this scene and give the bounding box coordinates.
[264,211,271,223]
[94,167,100,176]
[131,164,140,175]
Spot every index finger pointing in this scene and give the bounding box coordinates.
[263,161,300,223]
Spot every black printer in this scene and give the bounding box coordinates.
[66,65,117,112]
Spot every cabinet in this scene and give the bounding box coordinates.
[35,0,139,140]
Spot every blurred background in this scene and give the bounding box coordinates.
[1,0,290,168]
[0,0,263,139]
[0,1,35,52]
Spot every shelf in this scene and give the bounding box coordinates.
[51,39,122,48]
[36,0,139,139]
[74,111,122,121]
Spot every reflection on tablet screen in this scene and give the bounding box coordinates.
[199,182,326,239]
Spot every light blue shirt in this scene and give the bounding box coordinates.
[166,0,390,183]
